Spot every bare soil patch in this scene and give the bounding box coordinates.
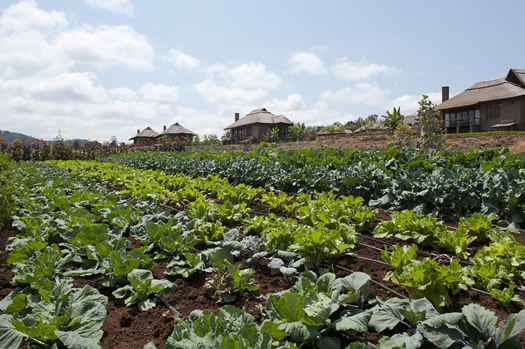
[189,133,525,153]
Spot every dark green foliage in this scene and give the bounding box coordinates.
[103,147,525,226]
[0,153,15,229]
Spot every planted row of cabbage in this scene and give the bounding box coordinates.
[51,161,525,310]
[2,161,524,348]
[102,147,525,226]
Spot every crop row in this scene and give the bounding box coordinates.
[102,147,525,226]
[51,160,525,302]
[1,161,524,348]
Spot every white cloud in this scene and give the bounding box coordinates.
[288,52,326,75]
[194,62,281,110]
[55,25,154,71]
[388,92,442,115]
[0,0,70,77]
[0,30,71,77]
[331,59,401,81]
[194,79,267,107]
[4,72,108,103]
[85,0,134,16]
[0,73,179,142]
[164,49,200,69]
[206,62,281,89]
[172,106,229,137]
[321,82,391,106]
[265,94,305,112]
[0,0,68,33]
[110,87,138,101]
[286,100,358,126]
[139,83,180,103]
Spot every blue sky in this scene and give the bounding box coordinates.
[1,0,524,142]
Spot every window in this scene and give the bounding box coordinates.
[487,103,502,120]
[247,127,252,137]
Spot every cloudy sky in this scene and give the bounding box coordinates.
[1,0,524,142]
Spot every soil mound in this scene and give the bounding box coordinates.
[510,141,525,153]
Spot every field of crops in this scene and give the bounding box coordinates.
[0,147,524,348]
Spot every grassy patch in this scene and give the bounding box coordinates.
[445,131,525,137]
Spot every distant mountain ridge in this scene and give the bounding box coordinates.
[0,130,89,146]
[0,130,40,144]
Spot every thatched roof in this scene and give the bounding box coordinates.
[436,69,525,111]
[354,122,384,133]
[506,68,525,86]
[404,114,418,125]
[225,108,293,129]
[159,123,197,136]
[129,127,159,140]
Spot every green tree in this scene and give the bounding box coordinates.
[383,107,405,135]
[416,95,445,150]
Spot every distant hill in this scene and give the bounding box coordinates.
[0,130,40,144]
[0,130,89,146]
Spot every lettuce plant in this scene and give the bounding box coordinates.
[113,269,175,311]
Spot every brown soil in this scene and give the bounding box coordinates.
[0,224,15,300]
[189,133,525,153]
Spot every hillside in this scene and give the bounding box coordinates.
[0,130,39,144]
[0,130,89,146]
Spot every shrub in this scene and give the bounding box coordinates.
[0,153,15,229]
[383,107,405,135]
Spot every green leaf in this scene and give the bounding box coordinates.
[494,309,525,346]
[316,272,336,294]
[5,294,26,315]
[462,303,497,340]
[316,337,340,349]
[334,310,371,332]
[0,316,28,349]
[55,330,102,349]
[278,321,320,342]
[268,292,304,322]
[368,305,404,332]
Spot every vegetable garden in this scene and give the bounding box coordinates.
[0,146,524,348]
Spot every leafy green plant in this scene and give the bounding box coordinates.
[0,280,108,349]
[419,304,525,348]
[459,212,499,242]
[160,306,275,349]
[189,219,226,243]
[0,153,15,230]
[145,221,197,257]
[113,269,175,311]
[86,239,155,287]
[263,126,280,143]
[218,183,264,205]
[204,260,259,303]
[382,245,474,309]
[166,252,214,278]
[261,191,293,212]
[263,273,337,344]
[416,95,445,150]
[490,284,525,308]
[383,106,405,135]
[373,210,445,246]
[434,227,477,259]
[243,214,275,235]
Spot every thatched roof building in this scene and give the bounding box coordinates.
[129,127,159,145]
[157,122,197,141]
[225,108,293,143]
[436,68,525,132]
